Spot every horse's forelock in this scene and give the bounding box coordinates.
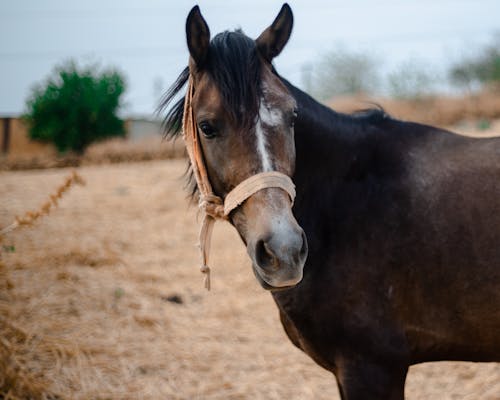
[159,30,263,200]
[206,30,262,129]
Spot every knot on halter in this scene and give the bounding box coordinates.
[199,264,211,291]
[199,194,227,220]
[182,74,296,290]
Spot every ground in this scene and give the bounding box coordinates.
[1,159,499,399]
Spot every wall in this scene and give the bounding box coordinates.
[0,117,54,157]
[0,117,163,158]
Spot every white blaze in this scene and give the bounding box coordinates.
[256,98,282,172]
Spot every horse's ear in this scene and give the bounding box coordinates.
[256,3,293,63]
[186,5,210,68]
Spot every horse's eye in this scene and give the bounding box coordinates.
[291,108,298,127]
[199,121,217,139]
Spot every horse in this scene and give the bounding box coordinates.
[161,4,500,399]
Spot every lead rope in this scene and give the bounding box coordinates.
[182,76,225,290]
[182,74,296,290]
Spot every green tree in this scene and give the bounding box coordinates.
[24,60,126,154]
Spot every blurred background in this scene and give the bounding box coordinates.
[1,2,499,399]
[1,0,500,165]
[1,0,500,114]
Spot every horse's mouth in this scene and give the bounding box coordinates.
[252,264,302,291]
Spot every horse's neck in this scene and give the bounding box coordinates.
[283,80,370,193]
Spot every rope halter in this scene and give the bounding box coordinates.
[182,74,296,290]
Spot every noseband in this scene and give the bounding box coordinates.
[182,75,296,290]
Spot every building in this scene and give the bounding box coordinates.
[0,115,163,158]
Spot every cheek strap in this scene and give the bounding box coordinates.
[182,74,296,290]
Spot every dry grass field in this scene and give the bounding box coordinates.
[328,89,500,127]
[1,156,499,399]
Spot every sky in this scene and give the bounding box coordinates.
[0,0,499,116]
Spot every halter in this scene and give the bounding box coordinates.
[182,75,296,290]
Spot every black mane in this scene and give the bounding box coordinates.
[159,30,261,140]
[159,29,391,199]
[206,30,262,128]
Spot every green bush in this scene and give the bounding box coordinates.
[24,60,126,154]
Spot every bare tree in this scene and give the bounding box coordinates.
[307,47,380,101]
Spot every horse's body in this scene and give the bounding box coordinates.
[276,81,500,397]
[163,4,500,398]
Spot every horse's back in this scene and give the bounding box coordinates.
[383,122,500,361]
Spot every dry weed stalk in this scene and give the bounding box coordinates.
[0,171,85,238]
[0,171,85,398]
[0,316,55,400]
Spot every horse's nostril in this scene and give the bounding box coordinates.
[300,230,308,260]
[255,239,278,271]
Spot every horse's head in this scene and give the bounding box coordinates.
[180,4,307,290]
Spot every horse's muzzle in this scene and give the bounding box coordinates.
[232,186,307,289]
[249,223,308,289]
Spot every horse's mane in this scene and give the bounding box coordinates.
[158,30,262,198]
[159,29,262,140]
[158,29,390,198]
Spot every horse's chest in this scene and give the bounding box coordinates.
[278,306,337,372]
[274,291,342,371]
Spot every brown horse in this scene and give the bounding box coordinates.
[161,4,500,399]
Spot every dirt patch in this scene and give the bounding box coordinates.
[0,160,498,399]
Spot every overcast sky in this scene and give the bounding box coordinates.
[1,0,499,116]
